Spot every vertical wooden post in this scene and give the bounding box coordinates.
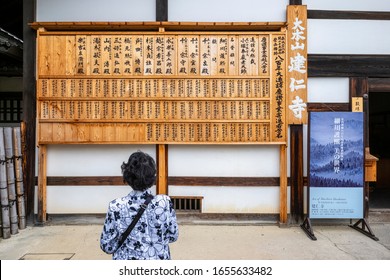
[156,144,168,195]
[23,0,37,224]
[280,144,288,225]
[286,5,308,125]
[156,0,168,21]
[290,125,304,223]
[38,145,47,224]
[350,77,370,218]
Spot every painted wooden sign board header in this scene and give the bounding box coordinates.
[36,6,307,145]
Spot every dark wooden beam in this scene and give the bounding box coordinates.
[44,176,125,186]
[169,177,281,186]
[40,176,283,187]
[308,10,390,20]
[307,103,349,112]
[22,0,36,224]
[290,125,304,223]
[350,77,370,218]
[289,0,302,5]
[156,0,168,21]
[308,54,390,78]
[368,78,390,92]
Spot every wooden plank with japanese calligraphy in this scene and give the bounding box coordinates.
[76,35,89,75]
[287,5,308,124]
[271,34,287,142]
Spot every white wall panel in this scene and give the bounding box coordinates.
[169,0,288,22]
[46,145,155,176]
[36,0,155,22]
[168,145,281,177]
[303,0,390,11]
[308,19,390,54]
[46,185,157,213]
[169,186,284,214]
[307,78,349,103]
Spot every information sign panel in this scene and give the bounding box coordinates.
[308,112,364,219]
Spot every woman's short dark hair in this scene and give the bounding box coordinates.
[121,151,156,191]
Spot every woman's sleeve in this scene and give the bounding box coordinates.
[100,204,119,254]
[166,197,179,243]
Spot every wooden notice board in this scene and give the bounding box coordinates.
[36,30,288,144]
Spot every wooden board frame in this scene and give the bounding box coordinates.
[36,30,288,145]
[34,21,295,224]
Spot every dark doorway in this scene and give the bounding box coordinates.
[369,91,390,209]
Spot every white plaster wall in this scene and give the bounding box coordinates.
[44,144,284,213]
[303,0,390,11]
[169,186,285,214]
[44,145,156,213]
[46,185,157,213]
[46,145,155,176]
[168,145,280,177]
[36,0,155,22]
[168,145,284,214]
[169,0,288,22]
[308,20,390,54]
[307,78,349,103]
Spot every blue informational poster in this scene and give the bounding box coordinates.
[309,112,364,219]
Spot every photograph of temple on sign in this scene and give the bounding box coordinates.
[309,112,364,188]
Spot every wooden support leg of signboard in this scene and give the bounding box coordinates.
[37,145,47,225]
[156,144,168,195]
[300,217,317,241]
[349,218,379,241]
[279,144,288,225]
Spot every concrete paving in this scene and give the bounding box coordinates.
[0,212,389,260]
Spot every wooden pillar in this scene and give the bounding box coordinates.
[156,144,168,195]
[290,125,304,223]
[155,2,168,198]
[279,144,288,225]
[37,145,47,224]
[156,0,168,21]
[350,77,369,218]
[22,0,37,224]
[289,0,302,5]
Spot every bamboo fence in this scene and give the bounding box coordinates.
[0,127,26,239]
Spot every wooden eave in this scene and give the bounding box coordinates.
[29,21,286,32]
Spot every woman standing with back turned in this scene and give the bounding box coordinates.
[100,151,179,260]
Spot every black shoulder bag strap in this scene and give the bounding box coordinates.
[115,194,154,252]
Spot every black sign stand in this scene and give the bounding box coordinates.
[300,217,316,240]
[349,218,379,241]
[301,217,379,241]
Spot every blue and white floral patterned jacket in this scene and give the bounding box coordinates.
[100,189,179,260]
